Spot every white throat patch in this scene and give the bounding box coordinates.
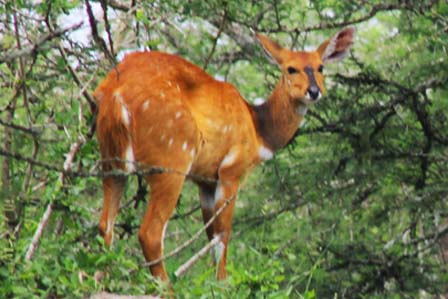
[296,104,308,116]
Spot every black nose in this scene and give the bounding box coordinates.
[307,86,320,100]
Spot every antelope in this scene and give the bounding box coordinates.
[94,27,355,282]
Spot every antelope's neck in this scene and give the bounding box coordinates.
[251,82,307,152]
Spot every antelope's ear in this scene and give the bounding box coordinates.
[256,33,285,65]
[317,26,355,64]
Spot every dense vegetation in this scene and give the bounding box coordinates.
[1,1,447,298]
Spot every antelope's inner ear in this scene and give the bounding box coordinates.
[255,33,285,65]
[317,26,356,64]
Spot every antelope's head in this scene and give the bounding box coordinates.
[256,27,355,105]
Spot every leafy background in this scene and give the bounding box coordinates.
[0,0,447,298]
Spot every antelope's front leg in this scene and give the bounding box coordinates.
[212,178,239,280]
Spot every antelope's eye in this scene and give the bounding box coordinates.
[287,67,299,74]
[318,65,324,73]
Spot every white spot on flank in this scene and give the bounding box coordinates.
[206,119,220,130]
[175,111,182,119]
[168,138,174,147]
[160,92,165,99]
[220,150,237,168]
[258,146,274,161]
[182,141,188,151]
[167,81,172,87]
[160,133,166,141]
[142,100,150,111]
[125,144,135,172]
[176,84,180,93]
[190,148,196,158]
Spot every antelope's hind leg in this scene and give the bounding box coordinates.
[138,172,186,281]
[98,175,127,246]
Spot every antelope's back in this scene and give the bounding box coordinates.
[94,51,260,177]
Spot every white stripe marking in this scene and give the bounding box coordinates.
[214,181,224,202]
[213,241,225,264]
[186,161,193,174]
[125,144,136,172]
[106,218,114,245]
[142,100,150,111]
[114,92,131,126]
[161,222,168,251]
[220,150,237,168]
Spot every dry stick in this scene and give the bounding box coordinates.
[25,136,86,261]
[143,195,236,267]
[24,203,53,260]
[174,235,221,277]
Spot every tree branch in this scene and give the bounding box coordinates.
[0,22,83,64]
[174,235,221,277]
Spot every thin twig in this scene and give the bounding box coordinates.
[85,0,115,64]
[174,235,221,277]
[24,203,53,260]
[203,10,227,70]
[0,118,40,136]
[61,135,86,183]
[100,0,115,57]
